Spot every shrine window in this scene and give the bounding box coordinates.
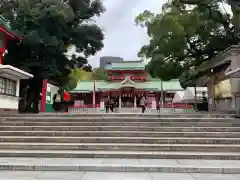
[112,72,121,76]
[134,71,144,76]
[0,77,16,96]
[125,72,132,76]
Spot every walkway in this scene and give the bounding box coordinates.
[1,171,240,180]
[1,158,240,179]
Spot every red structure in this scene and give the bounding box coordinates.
[69,61,183,109]
[106,69,147,81]
[0,16,22,64]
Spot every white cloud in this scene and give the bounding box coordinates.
[87,0,167,67]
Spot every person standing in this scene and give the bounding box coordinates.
[52,90,62,112]
[105,98,110,113]
[140,96,146,113]
[109,98,114,113]
[156,103,160,113]
[63,91,71,113]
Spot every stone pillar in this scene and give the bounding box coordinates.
[235,94,240,117]
[119,95,122,108]
[152,100,156,110]
[134,95,137,108]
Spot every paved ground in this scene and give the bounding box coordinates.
[1,171,240,180]
[1,157,240,167]
[0,158,240,179]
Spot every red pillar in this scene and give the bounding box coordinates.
[92,80,96,108]
[40,79,48,112]
[0,34,8,65]
[0,52,3,64]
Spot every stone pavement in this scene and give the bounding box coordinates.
[2,157,240,167]
[1,171,240,180]
[1,158,240,174]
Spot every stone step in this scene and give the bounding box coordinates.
[1,131,240,138]
[0,113,233,118]
[0,158,240,173]
[0,150,240,159]
[0,126,239,132]
[1,121,239,127]
[1,142,240,152]
[0,136,239,144]
[2,117,237,122]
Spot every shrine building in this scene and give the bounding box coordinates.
[69,61,183,110]
[0,16,33,113]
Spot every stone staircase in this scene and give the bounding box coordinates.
[1,113,240,173]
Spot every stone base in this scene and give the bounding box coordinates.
[0,108,18,113]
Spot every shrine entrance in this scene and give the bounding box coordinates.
[121,94,134,108]
[119,87,136,108]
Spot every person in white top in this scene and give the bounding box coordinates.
[140,96,146,113]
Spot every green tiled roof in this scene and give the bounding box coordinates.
[0,15,21,38]
[105,61,145,70]
[70,81,93,93]
[70,78,183,92]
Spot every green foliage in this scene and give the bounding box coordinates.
[92,68,108,80]
[2,0,105,84]
[136,0,238,87]
[64,68,92,90]
[146,55,184,80]
[0,0,105,112]
[179,68,198,88]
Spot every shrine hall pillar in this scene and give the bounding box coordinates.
[119,95,122,108]
[134,95,137,108]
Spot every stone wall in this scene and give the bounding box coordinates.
[207,67,236,112]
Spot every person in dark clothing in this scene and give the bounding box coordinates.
[156,103,160,113]
[109,98,114,112]
[52,90,63,112]
[113,98,118,112]
[105,99,110,113]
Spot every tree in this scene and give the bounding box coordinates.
[136,0,237,88]
[1,0,105,112]
[65,68,92,90]
[82,64,93,72]
[92,67,108,80]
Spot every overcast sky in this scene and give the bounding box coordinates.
[86,0,166,67]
